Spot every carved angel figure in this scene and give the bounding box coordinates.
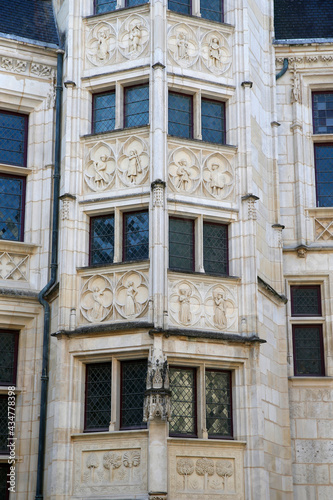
[179,288,191,325]
[127,149,142,184]
[125,281,138,316]
[129,24,142,52]
[213,291,227,329]
[177,31,189,60]
[209,37,223,67]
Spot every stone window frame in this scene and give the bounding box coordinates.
[168,86,227,145]
[87,206,149,267]
[168,0,224,23]
[0,330,19,387]
[168,214,229,276]
[81,353,148,433]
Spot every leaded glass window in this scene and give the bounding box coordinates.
[201,0,223,22]
[291,285,321,316]
[206,370,232,438]
[95,0,116,13]
[0,110,27,167]
[314,143,333,207]
[123,211,149,261]
[0,464,10,500]
[313,92,333,134]
[170,367,196,436]
[203,222,228,275]
[0,331,18,385]
[168,92,193,139]
[169,217,194,271]
[126,0,147,6]
[93,91,115,134]
[121,359,147,429]
[90,215,114,266]
[0,174,25,242]
[168,0,191,15]
[293,325,325,376]
[85,363,111,431]
[0,396,9,453]
[201,98,225,144]
[124,84,149,128]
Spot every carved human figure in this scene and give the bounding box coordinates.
[209,162,225,196]
[129,24,142,53]
[176,159,190,191]
[91,286,105,321]
[96,30,111,61]
[209,37,222,67]
[213,291,227,329]
[127,149,142,184]
[93,155,110,189]
[179,288,191,324]
[125,281,137,316]
[177,31,189,60]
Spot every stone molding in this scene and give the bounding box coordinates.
[0,55,55,78]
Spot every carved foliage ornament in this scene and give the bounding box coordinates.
[176,457,234,493]
[82,449,141,485]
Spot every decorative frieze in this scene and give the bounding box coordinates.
[275,54,333,68]
[0,55,54,78]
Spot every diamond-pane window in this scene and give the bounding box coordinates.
[169,217,194,271]
[206,370,232,438]
[90,215,114,266]
[168,92,193,139]
[203,222,228,275]
[291,285,321,316]
[201,0,223,22]
[0,110,27,167]
[168,0,191,15]
[0,464,10,500]
[85,363,111,431]
[124,84,149,128]
[0,331,18,385]
[293,325,325,376]
[202,98,225,144]
[0,396,9,453]
[93,91,115,134]
[95,0,116,13]
[0,174,25,242]
[121,359,147,429]
[170,367,196,436]
[123,211,149,261]
[126,0,147,6]
[314,143,333,207]
[313,92,333,134]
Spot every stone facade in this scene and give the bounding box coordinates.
[0,1,332,499]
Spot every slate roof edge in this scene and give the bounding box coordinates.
[0,31,60,51]
[273,38,333,45]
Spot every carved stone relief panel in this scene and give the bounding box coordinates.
[0,252,29,281]
[85,13,150,69]
[168,142,235,202]
[168,442,244,499]
[73,436,148,496]
[83,132,150,193]
[0,55,55,79]
[167,20,232,77]
[314,218,333,240]
[79,268,149,324]
[168,276,238,332]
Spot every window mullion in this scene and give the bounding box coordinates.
[194,90,202,140]
[114,208,122,263]
[196,215,204,272]
[199,365,206,439]
[192,0,201,16]
[115,82,123,129]
[110,358,119,431]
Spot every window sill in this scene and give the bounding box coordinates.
[307,207,333,218]
[166,10,235,33]
[77,259,149,272]
[288,376,333,387]
[0,164,32,176]
[167,134,237,151]
[82,124,149,141]
[168,268,240,281]
[168,437,246,446]
[71,428,149,440]
[311,134,333,143]
[0,240,39,254]
[84,2,150,21]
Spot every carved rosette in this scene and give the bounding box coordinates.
[84,142,116,192]
[168,23,199,68]
[80,275,113,323]
[143,350,171,422]
[169,281,202,327]
[115,271,149,319]
[201,31,231,75]
[118,15,149,60]
[87,22,116,66]
[118,136,149,187]
[202,153,234,200]
[204,285,236,331]
[168,147,200,194]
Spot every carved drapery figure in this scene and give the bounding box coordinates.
[176,159,190,190]
[127,149,142,184]
[93,155,111,189]
[129,24,142,53]
[125,281,137,316]
[96,30,111,61]
[209,162,225,196]
[209,37,222,67]
[213,291,227,329]
[91,286,106,321]
[179,288,192,324]
[177,31,189,60]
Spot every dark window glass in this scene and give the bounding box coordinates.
[0,464,10,500]
[170,367,196,436]
[90,215,114,266]
[201,98,225,144]
[168,0,191,15]
[126,0,147,6]
[123,211,149,261]
[85,363,111,431]
[121,359,147,429]
[168,92,193,139]
[291,286,321,316]
[0,396,9,453]
[0,111,27,167]
[203,222,228,275]
[0,174,25,242]
[124,84,149,128]
[206,370,232,438]
[293,325,325,376]
[95,0,116,13]
[0,331,18,385]
[169,217,194,271]
[201,0,223,22]
[314,143,333,207]
[93,91,115,134]
[313,92,333,134]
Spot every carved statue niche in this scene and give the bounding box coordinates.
[143,350,171,422]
